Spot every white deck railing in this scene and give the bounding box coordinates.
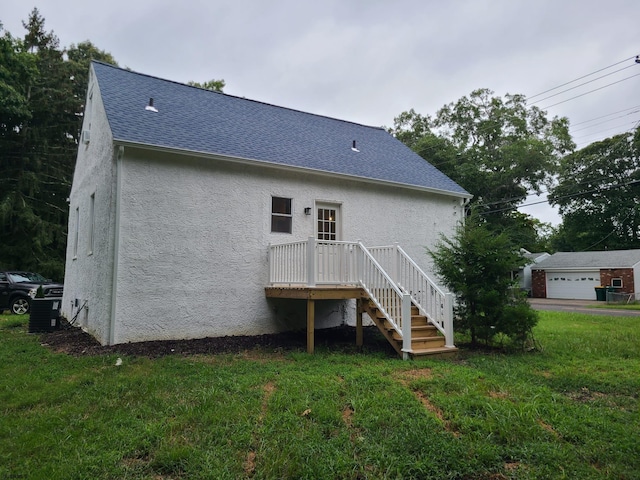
[269,238,454,351]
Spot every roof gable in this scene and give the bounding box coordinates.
[91,62,469,197]
[534,250,640,270]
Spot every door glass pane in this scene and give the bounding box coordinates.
[317,207,337,241]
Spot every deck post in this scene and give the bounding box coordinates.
[401,293,412,360]
[307,298,315,354]
[393,242,400,285]
[307,236,316,287]
[356,240,363,284]
[444,292,454,348]
[356,298,363,348]
[267,243,273,285]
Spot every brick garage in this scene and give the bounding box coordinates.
[600,268,635,294]
[530,250,640,300]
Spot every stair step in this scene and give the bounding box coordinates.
[362,296,456,359]
[392,331,443,343]
[411,315,429,326]
[412,336,446,349]
[411,324,439,336]
[410,346,458,357]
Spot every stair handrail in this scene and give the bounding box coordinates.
[396,245,454,348]
[368,244,454,348]
[357,242,412,356]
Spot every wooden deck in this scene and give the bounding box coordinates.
[265,285,367,354]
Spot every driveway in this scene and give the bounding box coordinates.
[529,298,640,317]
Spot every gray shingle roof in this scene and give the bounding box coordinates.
[523,252,549,261]
[534,250,640,269]
[92,62,469,197]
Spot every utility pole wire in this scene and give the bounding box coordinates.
[541,72,640,109]
[528,54,639,99]
[529,64,638,105]
[483,179,640,215]
[572,105,640,126]
[572,113,640,133]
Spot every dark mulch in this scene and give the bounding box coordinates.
[38,319,397,358]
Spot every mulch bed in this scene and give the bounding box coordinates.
[38,319,396,358]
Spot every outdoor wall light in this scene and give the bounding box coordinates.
[304,207,312,215]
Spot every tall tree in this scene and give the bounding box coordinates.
[391,89,574,243]
[0,9,117,279]
[549,127,640,251]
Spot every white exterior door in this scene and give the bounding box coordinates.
[316,203,344,283]
[546,271,601,300]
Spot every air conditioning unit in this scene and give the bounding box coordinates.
[82,129,91,144]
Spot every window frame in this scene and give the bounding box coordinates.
[73,206,79,259]
[88,193,95,255]
[271,196,293,234]
[611,278,623,288]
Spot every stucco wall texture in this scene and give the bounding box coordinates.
[109,148,461,344]
[62,72,117,343]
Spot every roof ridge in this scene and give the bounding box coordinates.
[91,60,386,131]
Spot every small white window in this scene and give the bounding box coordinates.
[271,197,292,233]
[73,207,79,259]
[611,278,623,288]
[88,193,95,255]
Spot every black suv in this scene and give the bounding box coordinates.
[0,271,64,315]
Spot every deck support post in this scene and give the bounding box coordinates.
[444,292,455,348]
[401,293,412,360]
[307,298,315,354]
[356,298,363,348]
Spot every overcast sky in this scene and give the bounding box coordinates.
[2,0,639,225]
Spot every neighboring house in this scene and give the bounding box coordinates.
[515,250,550,294]
[62,62,470,356]
[531,249,640,300]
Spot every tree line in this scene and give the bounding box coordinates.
[0,8,116,280]
[0,9,230,280]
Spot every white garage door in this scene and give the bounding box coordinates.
[546,271,601,300]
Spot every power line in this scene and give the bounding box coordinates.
[528,64,638,105]
[574,124,639,148]
[541,72,640,109]
[484,179,640,216]
[528,54,639,99]
[572,112,640,133]
[573,120,640,140]
[572,105,640,127]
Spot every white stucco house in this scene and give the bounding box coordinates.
[62,62,470,356]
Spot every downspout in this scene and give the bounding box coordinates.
[108,145,124,345]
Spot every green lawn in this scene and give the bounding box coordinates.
[1,311,638,479]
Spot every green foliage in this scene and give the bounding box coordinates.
[0,9,117,279]
[429,212,538,347]
[391,88,574,248]
[549,127,640,251]
[187,79,225,92]
[35,284,44,298]
[1,311,639,478]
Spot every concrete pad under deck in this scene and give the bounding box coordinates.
[265,285,367,354]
